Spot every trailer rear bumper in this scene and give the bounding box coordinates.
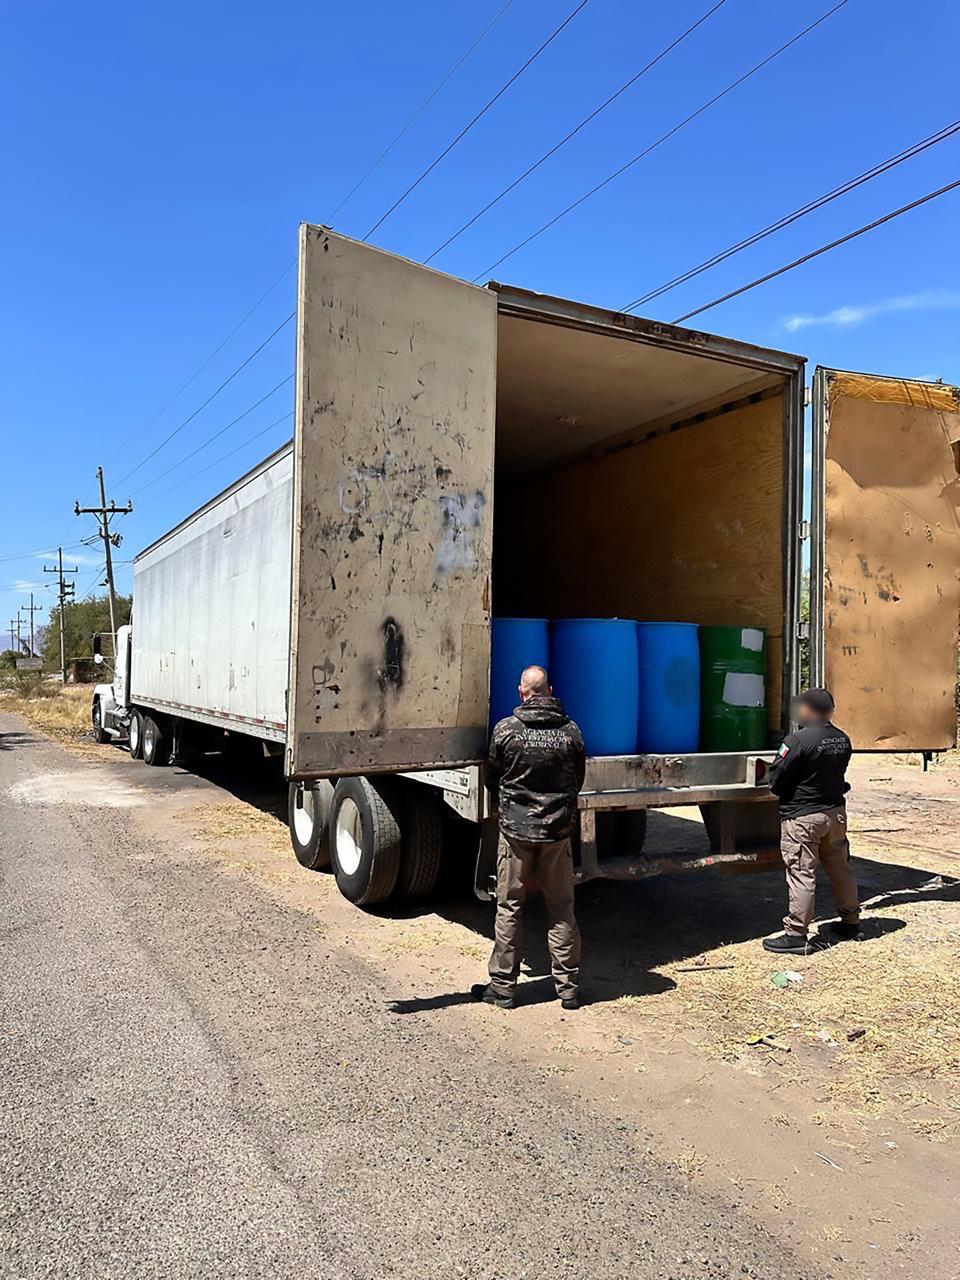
[574,845,781,884]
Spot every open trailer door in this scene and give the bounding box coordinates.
[287,227,497,778]
[811,367,960,750]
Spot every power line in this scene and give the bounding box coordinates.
[672,175,960,324]
[328,0,514,224]
[0,540,88,564]
[112,11,514,485]
[620,118,960,313]
[142,412,294,507]
[76,563,107,602]
[425,0,727,264]
[471,0,851,282]
[128,375,293,499]
[364,0,590,241]
[113,262,295,465]
[114,311,295,489]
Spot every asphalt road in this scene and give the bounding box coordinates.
[0,714,820,1280]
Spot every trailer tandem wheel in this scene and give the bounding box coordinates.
[396,787,444,901]
[288,779,334,871]
[330,776,402,906]
[142,715,171,767]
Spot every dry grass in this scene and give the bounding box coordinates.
[192,802,290,853]
[621,897,960,1136]
[0,682,93,742]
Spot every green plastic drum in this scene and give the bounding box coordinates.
[699,626,767,751]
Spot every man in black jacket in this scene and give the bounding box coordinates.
[763,687,860,955]
[472,665,586,1010]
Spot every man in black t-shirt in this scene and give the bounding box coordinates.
[763,688,861,955]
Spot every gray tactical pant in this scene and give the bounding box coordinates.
[488,833,581,1001]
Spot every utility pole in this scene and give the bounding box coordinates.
[75,466,133,655]
[44,547,78,682]
[22,593,42,656]
[8,618,16,652]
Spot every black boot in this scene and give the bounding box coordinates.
[830,920,862,941]
[471,982,516,1010]
[762,932,810,955]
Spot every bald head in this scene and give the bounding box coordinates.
[519,665,551,701]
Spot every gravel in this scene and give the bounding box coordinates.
[0,714,821,1279]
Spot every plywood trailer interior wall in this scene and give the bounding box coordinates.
[492,312,791,735]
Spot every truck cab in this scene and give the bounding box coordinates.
[91,624,133,744]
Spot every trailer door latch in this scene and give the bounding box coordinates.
[798,519,810,540]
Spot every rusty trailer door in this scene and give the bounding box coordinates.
[287,227,497,778]
[810,367,960,750]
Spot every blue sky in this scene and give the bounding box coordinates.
[3,0,958,646]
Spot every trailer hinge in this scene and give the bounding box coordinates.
[798,519,810,540]
[796,621,810,640]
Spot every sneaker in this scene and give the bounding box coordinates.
[471,982,516,1010]
[762,932,810,955]
[830,921,862,941]
[560,995,580,1011]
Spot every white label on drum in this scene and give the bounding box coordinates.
[741,628,764,652]
[722,671,765,707]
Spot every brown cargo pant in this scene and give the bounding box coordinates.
[488,833,581,1001]
[781,806,860,937]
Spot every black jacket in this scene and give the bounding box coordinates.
[768,721,852,818]
[487,696,586,842]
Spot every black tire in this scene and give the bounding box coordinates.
[288,779,334,871]
[92,699,109,744]
[330,776,402,906]
[128,709,144,760]
[142,715,171,767]
[396,788,444,901]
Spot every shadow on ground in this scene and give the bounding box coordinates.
[0,729,42,751]
[103,746,957,1009]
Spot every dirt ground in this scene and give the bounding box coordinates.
[7,690,960,1278]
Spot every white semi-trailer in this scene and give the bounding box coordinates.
[92,227,960,907]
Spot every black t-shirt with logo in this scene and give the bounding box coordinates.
[768,721,852,819]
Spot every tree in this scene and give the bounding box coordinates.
[798,572,810,690]
[41,594,132,670]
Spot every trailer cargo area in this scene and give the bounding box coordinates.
[490,295,801,737]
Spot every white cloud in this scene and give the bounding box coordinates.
[13,579,44,592]
[783,289,960,333]
[32,549,104,568]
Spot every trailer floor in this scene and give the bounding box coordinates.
[3,707,959,1279]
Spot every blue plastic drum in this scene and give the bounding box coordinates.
[636,622,700,754]
[489,618,550,728]
[550,618,639,756]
